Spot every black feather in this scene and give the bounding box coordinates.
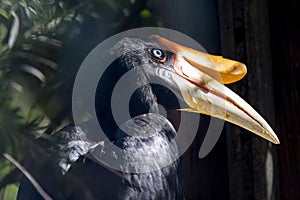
[17,37,184,200]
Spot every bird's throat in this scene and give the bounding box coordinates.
[129,84,159,118]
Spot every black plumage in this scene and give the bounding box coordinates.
[17,37,184,199]
[17,35,280,199]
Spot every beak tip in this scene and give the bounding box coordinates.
[273,136,280,144]
[273,140,280,145]
[268,131,280,144]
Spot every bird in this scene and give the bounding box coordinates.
[17,35,279,200]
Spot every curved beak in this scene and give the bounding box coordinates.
[151,35,279,144]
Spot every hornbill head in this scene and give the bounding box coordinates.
[97,34,279,145]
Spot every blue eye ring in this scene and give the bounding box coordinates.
[150,48,166,62]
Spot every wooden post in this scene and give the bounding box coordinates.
[269,0,300,199]
[219,0,278,199]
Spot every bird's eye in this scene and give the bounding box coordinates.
[150,48,166,62]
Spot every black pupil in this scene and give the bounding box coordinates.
[152,49,164,59]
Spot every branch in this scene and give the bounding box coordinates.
[3,153,53,200]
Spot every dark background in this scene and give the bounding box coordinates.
[160,0,300,199]
[0,0,299,199]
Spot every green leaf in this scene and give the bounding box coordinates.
[0,8,9,19]
[0,184,18,200]
[0,162,10,181]
[140,9,152,18]
[8,11,20,49]
[0,23,8,44]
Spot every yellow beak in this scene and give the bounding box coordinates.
[151,35,279,144]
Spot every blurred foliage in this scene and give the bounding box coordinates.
[0,0,161,198]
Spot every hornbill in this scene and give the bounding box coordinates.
[17,35,279,200]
